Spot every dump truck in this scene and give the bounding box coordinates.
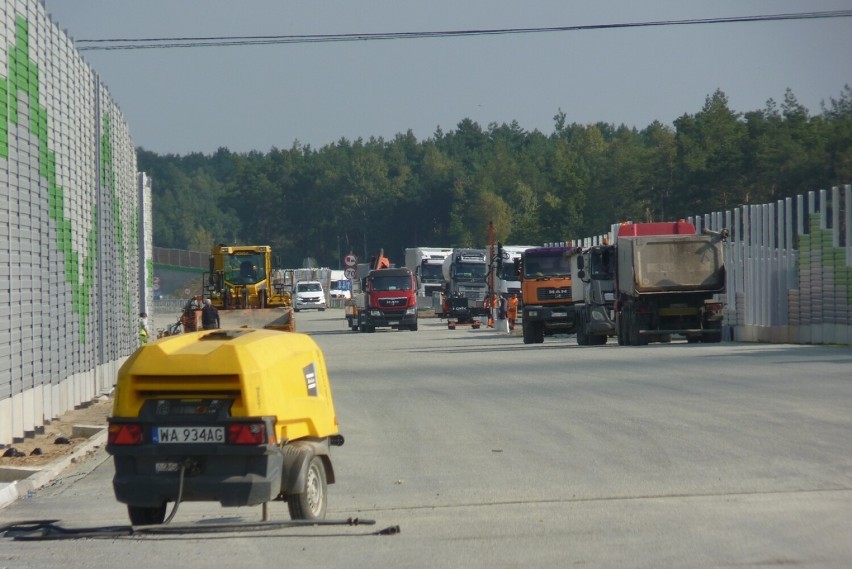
[572,244,617,345]
[614,221,726,345]
[107,328,343,524]
[520,246,580,344]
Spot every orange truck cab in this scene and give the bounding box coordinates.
[520,246,580,344]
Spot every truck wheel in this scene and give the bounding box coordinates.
[127,503,166,525]
[366,325,376,333]
[522,321,535,344]
[576,317,589,346]
[534,322,544,343]
[410,321,418,331]
[288,456,327,520]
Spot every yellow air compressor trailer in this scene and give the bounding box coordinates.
[107,328,343,525]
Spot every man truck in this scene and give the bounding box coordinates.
[350,267,418,332]
[520,246,579,344]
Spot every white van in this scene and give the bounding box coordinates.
[329,270,352,300]
[293,281,327,312]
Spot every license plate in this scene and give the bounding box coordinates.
[388,321,399,325]
[552,312,567,318]
[155,426,225,444]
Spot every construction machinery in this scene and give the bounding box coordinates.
[207,245,293,309]
[107,328,343,524]
[614,221,726,345]
[206,244,294,332]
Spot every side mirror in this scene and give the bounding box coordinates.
[576,255,585,270]
[577,269,586,280]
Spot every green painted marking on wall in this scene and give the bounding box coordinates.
[2,15,102,340]
[101,114,133,330]
[799,214,852,305]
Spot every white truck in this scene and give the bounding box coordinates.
[329,269,352,300]
[404,247,453,307]
[494,245,534,299]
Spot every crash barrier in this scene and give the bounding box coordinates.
[0,1,149,445]
[575,185,852,346]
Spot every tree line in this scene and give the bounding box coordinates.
[139,87,852,269]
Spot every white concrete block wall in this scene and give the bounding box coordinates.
[1,0,143,445]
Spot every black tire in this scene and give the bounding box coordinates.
[410,321,418,331]
[576,315,589,346]
[128,503,166,525]
[616,313,626,346]
[366,325,375,333]
[287,456,327,520]
[522,321,535,344]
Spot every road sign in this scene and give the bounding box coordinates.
[344,267,356,280]
[184,288,191,296]
[344,253,357,268]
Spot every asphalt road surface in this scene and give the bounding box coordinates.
[2,309,850,568]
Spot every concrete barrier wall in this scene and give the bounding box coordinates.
[0,0,145,445]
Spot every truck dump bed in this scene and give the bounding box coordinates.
[617,235,725,295]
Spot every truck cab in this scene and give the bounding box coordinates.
[354,268,418,332]
[520,246,579,344]
[572,245,616,345]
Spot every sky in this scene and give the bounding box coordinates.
[42,0,852,155]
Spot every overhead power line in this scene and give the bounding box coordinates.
[75,10,852,51]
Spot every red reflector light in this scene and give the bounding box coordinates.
[108,423,143,445]
[227,423,267,445]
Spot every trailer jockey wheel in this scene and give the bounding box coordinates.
[127,503,166,526]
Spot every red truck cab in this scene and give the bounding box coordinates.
[356,268,418,332]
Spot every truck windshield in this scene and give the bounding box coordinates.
[297,282,322,292]
[225,253,265,285]
[590,249,614,280]
[523,254,571,278]
[372,275,412,291]
[499,261,520,280]
[454,263,487,279]
[420,263,444,281]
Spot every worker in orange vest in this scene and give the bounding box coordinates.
[507,294,519,331]
[485,293,496,328]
